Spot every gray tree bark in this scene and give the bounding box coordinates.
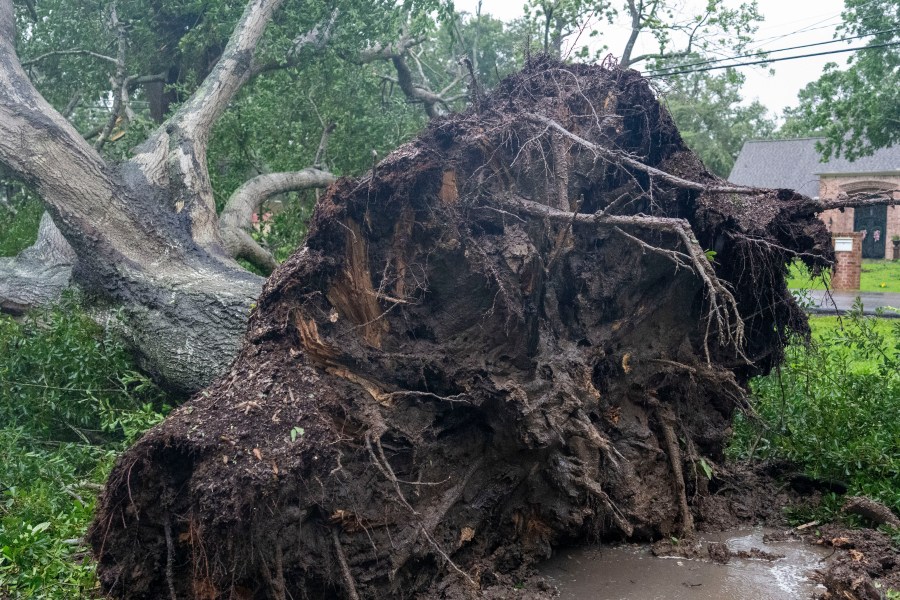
[0,0,330,392]
[219,168,336,274]
[0,213,74,315]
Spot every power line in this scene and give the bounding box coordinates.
[746,18,843,50]
[647,27,900,76]
[647,39,900,78]
[748,13,843,48]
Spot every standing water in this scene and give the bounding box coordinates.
[541,528,830,599]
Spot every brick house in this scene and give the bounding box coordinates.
[729,138,900,259]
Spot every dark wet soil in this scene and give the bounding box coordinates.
[812,524,900,599]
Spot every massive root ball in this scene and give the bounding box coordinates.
[89,60,831,599]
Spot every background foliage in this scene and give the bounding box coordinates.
[0,295,172,598]
[781,0,900,160]
[731,307,900,511]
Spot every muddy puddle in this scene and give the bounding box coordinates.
[541,528,831,599]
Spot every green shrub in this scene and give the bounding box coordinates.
[731,305,900,510]
[0,293,168,442]
[0,296,172,598]
[0,195,42,257]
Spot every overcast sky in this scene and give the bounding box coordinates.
[454,0,849,118]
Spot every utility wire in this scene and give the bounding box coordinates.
[746,17,843,50]
[655,40,900,77]
[647,39,900,78]
[647,27,900,76]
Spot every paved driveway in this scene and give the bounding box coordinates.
[800,290,900,318]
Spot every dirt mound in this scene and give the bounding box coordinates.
[89,58,832,599]
[814,524,900,599]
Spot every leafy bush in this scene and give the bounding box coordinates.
[0,293,169,442]
[0,195,42,257]
[0,296,172,598]
[731,305,900,510]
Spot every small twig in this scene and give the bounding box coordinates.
[22,49,118,67]
[62,486,86,506]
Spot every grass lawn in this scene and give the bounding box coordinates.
[788,259,900,293]
[809,314,897,339]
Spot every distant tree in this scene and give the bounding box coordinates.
[662,68,776,177]
[782,0,900,159]
[520,0,762,67]
[515,0,770,175]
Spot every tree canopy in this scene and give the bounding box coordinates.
[782,0,900,160]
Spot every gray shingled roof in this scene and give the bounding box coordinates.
[728,138,900,198]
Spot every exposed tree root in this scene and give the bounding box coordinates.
[332,529,362,600]
[652,399,694,536]
[163,514,177,600]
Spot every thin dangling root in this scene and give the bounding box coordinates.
[332,528,361,600]
[652,399,694,536]
[163,514,178,600]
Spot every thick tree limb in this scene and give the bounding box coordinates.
[823,190,900,210]
[390,54,447,119]
[0,0,266,391]
[166,0,285,143]
[132,0,285,252]
[619,0,645,69]
[0,1,174,262]
[249,9,338,76]
[219,168,335,274]
[220,169,336,230]
[346,36,425,65]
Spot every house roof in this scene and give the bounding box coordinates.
[728,138,900,197]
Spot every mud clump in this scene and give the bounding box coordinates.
[814,524,900,600]
[89,58,832,599]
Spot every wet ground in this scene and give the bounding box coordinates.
[541,528,831,599]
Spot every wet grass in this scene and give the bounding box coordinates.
[0,296,172,598]
[787,259,900,292]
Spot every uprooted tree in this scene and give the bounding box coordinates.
[4,0,900,595]
[87,58,847,599]
[0,0,834,393]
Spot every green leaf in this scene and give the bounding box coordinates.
[31,522,51,534]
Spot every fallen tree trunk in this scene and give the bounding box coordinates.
[90,59,832,599]
[0,0,333,393]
